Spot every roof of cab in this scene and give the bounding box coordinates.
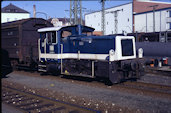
[38,26,62,32]
[60,25,95,32]
[38,25,95,33]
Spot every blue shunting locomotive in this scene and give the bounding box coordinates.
[38,25,144,83]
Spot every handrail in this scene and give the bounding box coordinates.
[60,44,63,74]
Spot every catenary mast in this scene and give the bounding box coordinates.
[70,0,82,25]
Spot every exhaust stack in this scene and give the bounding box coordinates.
[33,5,36,18]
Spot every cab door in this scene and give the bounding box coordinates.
[46,31,58,54]
[39,32,46,54]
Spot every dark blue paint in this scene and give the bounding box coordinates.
[40,58,45,62]
[39,25,117,62]
[60,35,115,54]
[169,11,171,29]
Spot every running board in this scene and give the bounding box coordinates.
[38,65,47,67]
[38,69,47,72]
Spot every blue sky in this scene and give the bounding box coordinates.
[1,0,171,19]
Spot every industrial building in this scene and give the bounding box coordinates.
[85,2,133,35]
[1,3,30,23]
[133,0,171,42]
[85,0,171,42]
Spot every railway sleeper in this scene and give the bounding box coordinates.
[16,100,43,107]
[2,95,25,101]
[69,110,80,113]
[39,106,66,113]
[2,93,18,97]
[23,103,54,111]
[5,97,34,104]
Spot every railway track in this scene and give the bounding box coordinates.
[118,81,171,97]
[2,85,101,113]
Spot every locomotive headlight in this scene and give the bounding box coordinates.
[109,49,115,61]
[138,48,143,58]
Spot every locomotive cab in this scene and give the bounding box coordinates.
[38,25,144,84]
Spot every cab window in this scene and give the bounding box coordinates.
[82,32,93,36]
[61,31,72,38]
[51,32,56,43]
[40,33,46,40]
[121,39,133,56]
[47,31,57,44]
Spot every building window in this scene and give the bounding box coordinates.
[10,9,16,13]
[8,31,13,35]
[7,18,10,22]
[128,18,129,22]
[5,9,10,12]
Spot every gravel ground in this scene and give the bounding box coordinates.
[2,103,23,113]
[2,71,171,113]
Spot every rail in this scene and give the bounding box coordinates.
[2,85,101,113]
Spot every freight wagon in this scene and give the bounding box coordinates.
[135,42,171,66]
[1,48,13,77]
[1,18,53,70]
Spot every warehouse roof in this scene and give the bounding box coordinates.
[134,0,171,14]
[85,2,132,16]
[1,3,29,13]
[85,1,171,16]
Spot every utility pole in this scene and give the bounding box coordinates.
[101,0,105,35]
[149,5,158,32]
[106,9,123,34]
[70,0,82,25]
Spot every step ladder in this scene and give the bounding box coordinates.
[38,64,47,72]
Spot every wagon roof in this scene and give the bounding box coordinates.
[1,18,52,28]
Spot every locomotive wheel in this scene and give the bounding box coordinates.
[136,62,145,78]
[109,70,124,84]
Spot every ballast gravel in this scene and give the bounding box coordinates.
[2,71,171,113]
[138,73,171,86]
